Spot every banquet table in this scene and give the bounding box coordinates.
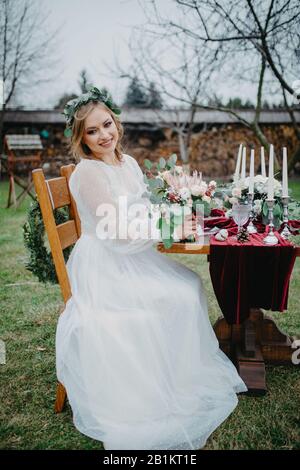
[157,237,300,396]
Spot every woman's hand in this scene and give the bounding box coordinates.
[174,213,197,240]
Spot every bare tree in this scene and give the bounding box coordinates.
[116,24,223,164]
[171,0,300,97]
[274,46,300,170]
[169,0,300,166]
[149,106,198,170]
[118,0,300,169]
[0,0,61,150]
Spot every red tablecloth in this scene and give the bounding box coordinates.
[209,232,297,325]
[280,219,300,235]
[207,209,300,235]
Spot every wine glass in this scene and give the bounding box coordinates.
[232,202,251,238]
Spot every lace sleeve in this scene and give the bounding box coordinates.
[125,155,182,242]
[125,155,151,197]
[70,161,161,255]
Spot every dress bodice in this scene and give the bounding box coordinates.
[68,154,160,254]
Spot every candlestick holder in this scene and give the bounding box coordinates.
[281,196,291,240]
[247,193,257,234]
[263,199,279,245]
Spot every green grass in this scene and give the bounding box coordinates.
[0,179,300,450]
[289,179,300,201]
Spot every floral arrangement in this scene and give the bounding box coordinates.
[221,175,284,225]
[143,154,217,247]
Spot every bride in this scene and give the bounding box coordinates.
[56,86,247,450]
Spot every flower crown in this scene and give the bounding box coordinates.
[62,85,121,137]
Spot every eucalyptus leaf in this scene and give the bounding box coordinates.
[64,127,72,138]
[63,86,121,130]
[203,200,211,217]
[214,189,226,199]
[159,157,166,169]
[150,194,163,204]
[273,202,282,218]
[162,238,174,249]
[262,201,269,217]
[144,159,153,170]
[156,217,163,230]
[155,178,165,189]
[161,218,172,239]
[148,179,161,189]
[169,153,177,165]
[153,179,164,189]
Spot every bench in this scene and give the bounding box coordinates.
[2,134,43,208]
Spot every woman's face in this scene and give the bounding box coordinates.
[82,105,118,158]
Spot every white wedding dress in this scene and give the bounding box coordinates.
[56,153,247,450]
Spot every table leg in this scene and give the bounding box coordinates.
[213,309,294,396]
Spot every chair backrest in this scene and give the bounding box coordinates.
[32,164,81,303]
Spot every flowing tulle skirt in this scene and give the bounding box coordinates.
[56,233,247,450]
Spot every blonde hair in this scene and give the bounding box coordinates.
[70,101,124,163]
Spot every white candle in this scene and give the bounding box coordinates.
[241,146,246,180]
[234,144,243,182]
[267,144,274,200]
[282,147,288,198]
[249,149,255,194]
[260,147,266,177]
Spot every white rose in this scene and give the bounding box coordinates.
[253,199,262,215]
[202,195,211,204]
[256,182,267,194]
[243,177,250,188]
[208,180,217,189]
[232,187,242,198]
[235,179,248,191]
[254,175,267,184]
[199,182,208,195]
[190,184,202,197]
[274,179,282,189]
[179,187,191,200]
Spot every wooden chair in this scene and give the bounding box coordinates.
[3,134,43,208]
[32,164,81,412]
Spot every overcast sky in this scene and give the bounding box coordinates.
[30,0,149,108]
[20,0,267,109]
